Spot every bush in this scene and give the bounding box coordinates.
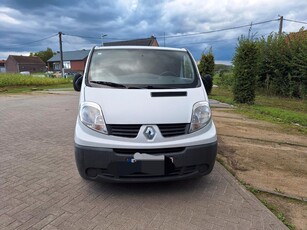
[216,71,234,88]
[232,37,258,104]
[198,48,215,77]
[255,29,307,98]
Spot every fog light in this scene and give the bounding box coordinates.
[199,164,209,173]
[86,168,98,177]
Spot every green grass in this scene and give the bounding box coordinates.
[0,73,73,93]
[259,198,296,230]
[210,87,307,133]
[0,73,71,87]
[0,83,73,94]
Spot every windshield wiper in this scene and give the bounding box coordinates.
[90,81,127,89]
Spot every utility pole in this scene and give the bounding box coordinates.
[58,32,64,77]
[279,15,283,35]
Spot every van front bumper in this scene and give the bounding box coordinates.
[75,142,217,183]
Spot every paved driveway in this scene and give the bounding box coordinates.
[0,92,287,230]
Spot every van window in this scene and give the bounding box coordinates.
[87,49,198,88]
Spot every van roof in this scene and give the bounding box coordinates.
[94,46,187,52]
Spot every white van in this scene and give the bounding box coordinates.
[74,46,217,182]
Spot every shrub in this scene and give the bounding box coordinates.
[255,29,307,98]
[232,37,258,104]
[217,71,234,88]
[198,48,215,77]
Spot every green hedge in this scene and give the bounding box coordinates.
[232,37,257,104]
[233,28,307,99]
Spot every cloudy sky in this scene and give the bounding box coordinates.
[0,0,306,64]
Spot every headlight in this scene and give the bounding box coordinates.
[79,102,108,134]
[189,101,211,133]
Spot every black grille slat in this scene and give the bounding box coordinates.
[107,123,189,138]
[158,123,188,137]
[108,124,141,138]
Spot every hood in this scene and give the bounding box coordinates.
[84,86,207,124]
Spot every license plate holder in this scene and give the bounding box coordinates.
[108,153,165,176]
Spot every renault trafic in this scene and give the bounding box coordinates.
[74,46,217,182]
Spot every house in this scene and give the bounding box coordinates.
[0,60,5,73]
[5,55,46,73]
[47,49,90,73]
[47,36,159,73]
[104,36,159,46]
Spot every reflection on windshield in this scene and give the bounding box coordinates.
[88,49,197,88]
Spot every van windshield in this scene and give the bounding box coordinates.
[87,49,199,89]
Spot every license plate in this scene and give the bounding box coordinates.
[129,152,165,175]
[108,153,167,176]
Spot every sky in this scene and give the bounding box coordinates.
[0,0,306,64]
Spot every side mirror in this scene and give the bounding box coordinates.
[73,74,83,92]
[201,74,213,95]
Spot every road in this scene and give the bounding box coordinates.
[0,92,287,230]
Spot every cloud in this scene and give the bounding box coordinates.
[0,51,31,60]
[0,0,306,61]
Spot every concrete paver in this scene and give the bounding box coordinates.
[0,92,287,229]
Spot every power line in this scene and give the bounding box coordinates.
[284,18,307,25]
[64,34,100,40]
[12,33,58,46]
[169,34,267,48]
[156,19,279,39]
[64,33,138,41]
[170,38,238,47]
[60,18,279,43]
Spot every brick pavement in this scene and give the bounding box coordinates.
[0,92,287,230]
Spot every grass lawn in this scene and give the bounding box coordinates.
[210,87,307,134]
[0,73,73,93]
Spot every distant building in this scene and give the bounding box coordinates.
[0,60,5,73]
[47,49,90,73]
[47,36,159,73]
[5,55,46,73]
[104,36,159,47]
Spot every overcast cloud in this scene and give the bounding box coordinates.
[0,0,306,63]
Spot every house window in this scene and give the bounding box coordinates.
[63,61,71,69]
[53,63,60,70]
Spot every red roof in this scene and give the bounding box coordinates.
[9,55,45,64]
[0,60,5,64]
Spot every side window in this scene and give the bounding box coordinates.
[183,56,193,79]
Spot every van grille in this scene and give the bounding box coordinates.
[107,124,141,138]
[158,123,189,137]
[107,123,189,138]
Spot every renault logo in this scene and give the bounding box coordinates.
[144,126,156,140]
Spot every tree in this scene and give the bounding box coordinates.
[198,48,215,77]
[198,48,215,94]
[232,37,258,104]
[30,48,55,64]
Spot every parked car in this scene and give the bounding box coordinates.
[74,46,217,182]
[20,71,30,75]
